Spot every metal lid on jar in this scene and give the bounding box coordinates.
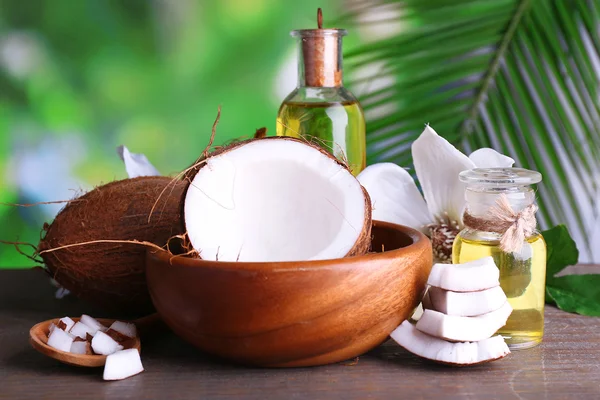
[459,168,542,187]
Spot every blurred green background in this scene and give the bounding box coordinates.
[0,0,365,267]
[2,0,599,267]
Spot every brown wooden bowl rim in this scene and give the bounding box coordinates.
[29,317,141,368]
[147,220,429,271]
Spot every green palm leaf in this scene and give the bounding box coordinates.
[344,0,600,262]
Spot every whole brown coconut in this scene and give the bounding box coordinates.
[38,176,185,315]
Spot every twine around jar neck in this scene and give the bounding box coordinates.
[463,193,538,253]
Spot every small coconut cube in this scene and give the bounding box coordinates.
[79,314,107,334]
[103,349,144,381]
[109,321,137,338]
[69,321,95,339]
[48,323,58,336]
[91,331,123,355]
[59,316,75,331]
[70,340,91,355]
[47,327,74,352]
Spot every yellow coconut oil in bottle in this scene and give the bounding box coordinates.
[277,100,366,175]
[452,168,547,350]
[276,12,366,176]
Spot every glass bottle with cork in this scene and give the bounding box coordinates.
[452,168,547,350]
[276,9,366,176]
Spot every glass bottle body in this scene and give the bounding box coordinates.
[453,168,547,350]
[453,229,546,349]
[276,29,366,176]
[276,86,366,175]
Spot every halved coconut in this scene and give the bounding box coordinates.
[184,137,372,262]
[391,320,510,366]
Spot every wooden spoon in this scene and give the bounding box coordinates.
[29,314,160,367]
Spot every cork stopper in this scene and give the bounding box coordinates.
[292,8,347,87]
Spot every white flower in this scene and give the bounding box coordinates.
[358,125,514,262]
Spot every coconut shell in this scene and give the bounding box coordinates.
[38,176,185,315]
[183,136,373,259]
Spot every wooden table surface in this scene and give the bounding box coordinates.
[2,269,600,400]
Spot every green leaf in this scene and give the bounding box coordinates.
[543,225,579,280]
[542,225,600,316]
[344,0,600,262]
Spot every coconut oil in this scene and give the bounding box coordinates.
[276,100,366,175]
[276,21,366,176]
[453,232,546,349]
[453,168,547,350]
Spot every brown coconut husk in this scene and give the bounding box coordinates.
[38,176,186,315]
[182,135,373,259]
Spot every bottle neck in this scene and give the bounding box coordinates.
[294,30,344,88]
[465,187,536,217]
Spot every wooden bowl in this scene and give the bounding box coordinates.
[30,318,141,367]
[145,221,432,367]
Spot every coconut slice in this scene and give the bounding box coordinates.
[91,331,124,355]
[70,340,92,355]
[69,322,95,339]
[108,321,137,338]
[427,257,500,292]
[59,316,75,332]
[391,320,510,365]
[416,301,513,342]
[427,286,507,317]
[103,349,144,381]
[80,314,107,334]
[47,327,75,352]
[184,137,372,262]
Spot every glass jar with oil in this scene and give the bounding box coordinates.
[276,26,366,176]
[452,168,546,350]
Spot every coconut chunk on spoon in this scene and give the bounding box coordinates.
[69,321,95,339]
[80,314,107,334]
[108,321,137,338]
[91,331,124,355]
[427,256,500,292]
[47,328,75,352]
[184,137,372,262]
[427,285,507,316]
[391,320,510,366]
[416,301,513,342]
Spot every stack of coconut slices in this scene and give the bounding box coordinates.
[392,256,513,366]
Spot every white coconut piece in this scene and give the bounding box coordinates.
[109,321,137,338]
[91,331,124,355]
[427,285,507,316]
[80,314,107,334]
[70,340,89,355]
[390,320,510,365]
[47,327,74,352]
[416,301,513,342]
[184,138,370,262]
[48,323,58,335]
[103,349,144,381]
[69,321,95,339]
[427,257,500,292]
[59,316,75,331]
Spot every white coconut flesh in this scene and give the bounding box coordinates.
[427,285,507,317]
[391,321,510,365]
[184,139,368,262]
[427,256,500,292]
[416,301,513,342]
